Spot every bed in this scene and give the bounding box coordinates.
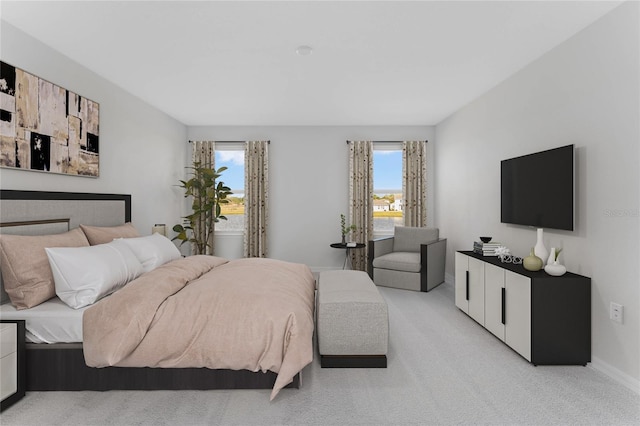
[0,190,315,400]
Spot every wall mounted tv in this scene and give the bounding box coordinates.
[501,144,574,231]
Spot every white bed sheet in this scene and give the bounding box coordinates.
[0,297,85,343]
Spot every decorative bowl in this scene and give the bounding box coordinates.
[479,236,492,243]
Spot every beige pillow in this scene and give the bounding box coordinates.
[0,228,90,309]
[80,222,140,245]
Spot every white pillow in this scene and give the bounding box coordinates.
[118,233,182,273]
[46,240,143,309]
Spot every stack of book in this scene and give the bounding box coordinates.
[473,241,501,256]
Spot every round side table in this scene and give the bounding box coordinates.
[330,242,366,269]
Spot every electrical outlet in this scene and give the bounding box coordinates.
[610,302,623,324]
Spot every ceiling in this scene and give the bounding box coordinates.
[1,1,623,126]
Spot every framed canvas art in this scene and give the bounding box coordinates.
[0,61,99,177]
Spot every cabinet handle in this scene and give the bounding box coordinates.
[501,287,506,325]
[466,271,469,301]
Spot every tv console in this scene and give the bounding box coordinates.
[455,251,590,365]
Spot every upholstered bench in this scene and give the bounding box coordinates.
[317,270,389,368]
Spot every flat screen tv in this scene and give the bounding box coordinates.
[501,144,574,231]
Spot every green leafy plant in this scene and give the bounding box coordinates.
[554,248,563,261]
[172,162,233,255]
[340,214,357,236]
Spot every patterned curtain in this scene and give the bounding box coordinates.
[348,140,373,271]
[402,140,427,227]
[191,140,215,255]
[244,140,269,258]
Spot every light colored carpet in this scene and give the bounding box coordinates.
[2,282,639,425]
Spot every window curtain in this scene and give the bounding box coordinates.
[191,140,216,255]
[244,140,269,258]
[348,140,373,271]
[402,140,427,227]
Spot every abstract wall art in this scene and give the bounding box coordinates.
[0,61,99,177]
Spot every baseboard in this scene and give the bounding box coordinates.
[445,272,455,286]
[590,356,640,395]
[446,271,638,395]
[327,269,639,393]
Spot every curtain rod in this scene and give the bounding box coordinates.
[345,140,428,144]
[188,140,270,144]
[346,140,400,144]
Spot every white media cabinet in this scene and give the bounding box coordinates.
[455,251,590,365]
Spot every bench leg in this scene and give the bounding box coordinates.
[320,355,387,368]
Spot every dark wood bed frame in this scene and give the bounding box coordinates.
[0,189,299,392]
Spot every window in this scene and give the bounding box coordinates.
[214,144,244,232]
[373,143,403,234]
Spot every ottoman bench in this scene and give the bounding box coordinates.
[317,270,389,368]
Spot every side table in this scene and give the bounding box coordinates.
[330,242,366,269]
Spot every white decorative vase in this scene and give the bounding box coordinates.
[547,247,556,266]
[545,261,567,276]
[534,228,548,266]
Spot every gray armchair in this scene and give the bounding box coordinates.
[368,226,446,292]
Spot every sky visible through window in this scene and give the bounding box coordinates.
[214,148,402,232]
[373,149,403,233]
[215,150,245,231]
[215,150,244,191]
[217,149,402,192]
[374,150,402,191]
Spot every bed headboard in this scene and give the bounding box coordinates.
[0,190,132,303]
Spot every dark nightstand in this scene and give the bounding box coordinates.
[1,320,25,411]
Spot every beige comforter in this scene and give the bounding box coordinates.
[83,255,316,400]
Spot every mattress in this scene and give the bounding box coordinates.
[0,297,85,343]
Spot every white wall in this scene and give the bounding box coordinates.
[188,126,435,269]
[0,21,435,271]
[0,22,187,236]
[5,3,637,392]
[435,2,639,390]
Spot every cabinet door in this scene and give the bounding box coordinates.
[484,263,505,341]
[505,271,531,361]
[454,253,469,312]
[468,258,485,325]
[0,324,17,402]
[0,353,17,402]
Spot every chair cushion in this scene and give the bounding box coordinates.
[372,252,421,273]
[393,226,438,252]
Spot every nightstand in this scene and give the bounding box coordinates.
[0,320,25,411]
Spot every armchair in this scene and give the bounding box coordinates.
[368,226,446,292]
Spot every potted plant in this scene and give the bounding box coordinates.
[173,162,233,255]
[340,214,357,244]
